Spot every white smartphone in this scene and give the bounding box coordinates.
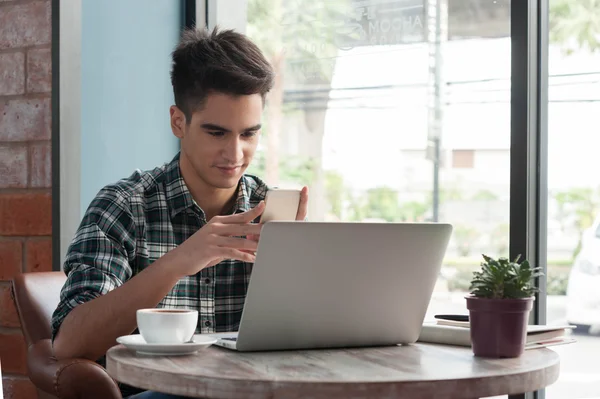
[261,189,302,223]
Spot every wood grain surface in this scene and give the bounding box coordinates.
[106,343,560,399]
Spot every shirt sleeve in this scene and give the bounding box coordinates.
[51,188,137,341]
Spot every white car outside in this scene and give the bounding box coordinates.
[566,216,600,329]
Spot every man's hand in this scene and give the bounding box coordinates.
[295,186,309,221]
[173,201,266,276]
[53,202,266,362]
[245,186,309,248]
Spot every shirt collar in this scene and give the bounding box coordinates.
[232,177,251,214]
[165,153,196,219]
[165,153,252,219]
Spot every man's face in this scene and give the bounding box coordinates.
[171,92,263,190]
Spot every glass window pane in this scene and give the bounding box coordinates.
[546,0,600,397]
[246,0,510,335]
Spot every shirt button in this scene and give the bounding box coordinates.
[204,278,211,284]
[205,320,212,327]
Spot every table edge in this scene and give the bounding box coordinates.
[106,345,561,398]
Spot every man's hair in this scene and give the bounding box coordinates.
[170,27,274,122]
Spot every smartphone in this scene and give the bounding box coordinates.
[434,314,469,322]
[261,189,302,223]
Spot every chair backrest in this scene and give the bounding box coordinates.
[12,272,66,346]
[0,358,3,399]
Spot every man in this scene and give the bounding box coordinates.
[51,27,309,399]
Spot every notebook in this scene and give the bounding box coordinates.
[418,321,576,349]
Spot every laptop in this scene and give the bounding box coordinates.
[214,221,453,352]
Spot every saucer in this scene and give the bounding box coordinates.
[116,334,217,356]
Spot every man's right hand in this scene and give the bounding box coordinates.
[53,201,265,362]
[173,201,266,276]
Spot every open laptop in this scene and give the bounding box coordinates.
[214,221,452,352]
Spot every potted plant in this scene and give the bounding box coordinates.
[466,254,543,358]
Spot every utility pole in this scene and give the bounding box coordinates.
[426,0,447,222]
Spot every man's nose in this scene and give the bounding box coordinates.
[223,136,244,163]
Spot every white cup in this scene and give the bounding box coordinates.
[136,308,198,344]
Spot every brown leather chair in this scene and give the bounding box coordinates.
[11,272,122,399]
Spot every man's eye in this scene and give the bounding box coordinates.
[208,131,225,137]
[242,131,257,138]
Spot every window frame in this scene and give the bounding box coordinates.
[510,0,549,396]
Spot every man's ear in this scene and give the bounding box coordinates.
[170,105,186,139]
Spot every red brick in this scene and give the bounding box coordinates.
[26,47,51,93]
[0,283,20,328]
[25,238,51,273]
[2,376,37,399]
[0,330,27,374]
[0,144,28,188]
[0,193,51,236]
[0,52,25,96]
[0,98,51,142]
[0,1,51,49]
[0,240,22,281]
[29,141,50,188]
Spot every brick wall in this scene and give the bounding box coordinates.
[0,0,52,398]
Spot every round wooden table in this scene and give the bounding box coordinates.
[106,342,560,399]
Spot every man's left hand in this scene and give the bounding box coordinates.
[295,186,309,221]
[244,186,309,255]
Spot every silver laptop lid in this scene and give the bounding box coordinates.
[236,222,453,351]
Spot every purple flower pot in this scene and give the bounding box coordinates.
[465,296,534,358]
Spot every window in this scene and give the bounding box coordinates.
[544,1,600,397]
[242,0,510,332]
[213,1,589,395]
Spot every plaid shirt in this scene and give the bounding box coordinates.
[51,152,268,342]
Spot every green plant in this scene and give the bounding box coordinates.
[550,0,600,54]
[469,254,543,299]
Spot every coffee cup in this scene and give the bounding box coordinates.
[136,308,198,344]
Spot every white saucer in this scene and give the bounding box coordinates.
[116,334,218,356]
